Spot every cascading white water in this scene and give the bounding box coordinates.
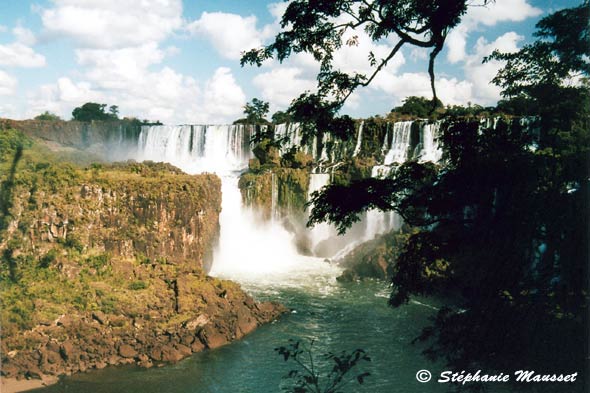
[364,166,402,241]
[132,119,450,286]
[307,173,334,254]
[383,121,413,165]
[352,120,364,157]
[136,124,340,289]
[417,121,442,162]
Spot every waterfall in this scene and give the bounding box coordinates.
[271,172,278,221]
[130,119,455,281]
[135,124,340,286]
[364,166,402,241]
[307,173,334,255]
[383,121,413,165]
[416,121,442,162]
[352,121,364,157]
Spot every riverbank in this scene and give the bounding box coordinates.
[1,375,58,393]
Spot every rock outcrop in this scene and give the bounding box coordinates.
[0,128,286,383]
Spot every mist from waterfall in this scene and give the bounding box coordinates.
[135,124,340,289]
[131,119,448,286]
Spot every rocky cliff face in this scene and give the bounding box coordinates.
[0,118,141,148]
[0,129,286,382]
[3,160,220,273]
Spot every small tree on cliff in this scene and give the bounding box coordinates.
[34,111,61,121]
[243,98,270,124]
[72,102,119,122]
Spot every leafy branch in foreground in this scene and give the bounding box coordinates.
[242,0,490,139]
[276,339,371,393]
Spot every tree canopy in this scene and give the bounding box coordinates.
[243,98,270,124]
[392,96,443,118]
[34,111,62,121]
[72,102,119,122]
[306,2,589,378]
[242,0,488,137]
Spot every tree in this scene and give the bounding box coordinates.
[108,105,119,119]
[392,96,443,118]
[34,111,61,121]
[243,98,270,124]
[242,0,488,139]
[72,102,118,122]
[271,110,293,124]
[308,2,589,380]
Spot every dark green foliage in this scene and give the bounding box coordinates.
[34,111,62,121]
[443,103,493,118]
[72,102,119,121]
[485,2,589,100]
[39,249,58,269]
[242,0,486,140]
[392,96,443,118]
[243,98,270,124]
[272,110,292,124]
[0,130,28,234]
[308,3,589,383]
[277,340,371,393]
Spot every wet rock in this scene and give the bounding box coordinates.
[190,339,205,353]
[160,345,183,363]
[118,344,137,358]
[175,344,192,357]
[199,325,228,349]
[59,341,76,361]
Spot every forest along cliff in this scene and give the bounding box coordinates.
[0,128,286,383]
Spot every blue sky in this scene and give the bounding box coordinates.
[0,0,580,124]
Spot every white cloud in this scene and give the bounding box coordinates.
[466,0,543,26]
[370,71,474,106]
[187,12,274,60]
[13,25,37,46]
[253,67,316,110]
[0,42,46,67]
[463,32,523,103]
[199,67,246,122]
[40,0,183,49]
[75,43,166,89]
[0,70,18,95]
[332,30,405,76]
[25,66,246,124]
[447,0,541,63]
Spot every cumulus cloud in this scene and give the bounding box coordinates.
[0,70,18,95]
[462,32,524,103]
[446,0,541,63]
[23,0,249,124]
[40,0,183,49]
[198,67,246,122]
[75,43,166,89]
[0,42,46,67]
[13,25,37,46]
[253,67,316,110]
[26,66,245,124]
[187,12,274,60]
[370,71,473,106]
